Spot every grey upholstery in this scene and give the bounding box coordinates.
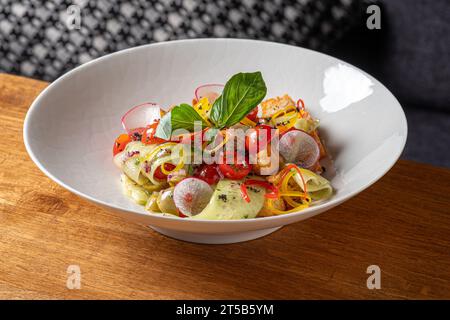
[331,0,450,167]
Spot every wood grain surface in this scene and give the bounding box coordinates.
[0,73,449,300]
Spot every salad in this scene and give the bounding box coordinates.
[112,72,332,220]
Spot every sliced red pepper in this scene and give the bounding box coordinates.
[296,98,305,111]
[240,179,279,203]
[141,121,166,145]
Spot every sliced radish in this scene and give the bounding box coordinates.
[173,177,213,216]
[194,84,224,104]
[279,129,320,169]
[121,102,162,134]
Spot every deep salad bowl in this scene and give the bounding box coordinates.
[24,39,407,244]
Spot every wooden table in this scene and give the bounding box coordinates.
[0,73,449,300]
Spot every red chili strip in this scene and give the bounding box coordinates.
[240,179,279,203]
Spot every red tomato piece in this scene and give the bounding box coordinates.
[153,163,176,180]
[246,107,259,122]
[141,121,166,145]
[193,164,221,185]
[245,124,273,152]
[218,152,252,180]
[113,134,131,156]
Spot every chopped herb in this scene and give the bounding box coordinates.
[132,132,142,140]
[247,186,261,193]
[218,194,227,202]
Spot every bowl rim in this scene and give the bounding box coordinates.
[23,38,408,225]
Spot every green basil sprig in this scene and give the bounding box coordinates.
[155,72,267,139]
[210,72,267,128]
[155,103,208,140]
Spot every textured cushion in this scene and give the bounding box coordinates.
[402,107,450,168]
[0,0,363,81]
[378,0,450,112]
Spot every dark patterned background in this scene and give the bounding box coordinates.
[0,0,363,81]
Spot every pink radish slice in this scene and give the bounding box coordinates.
[194,84,224,104]
[121,102,162,134]
[279,129,320,169]
[173,177,213,216]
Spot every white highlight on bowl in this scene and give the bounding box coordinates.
[320,64,374,112]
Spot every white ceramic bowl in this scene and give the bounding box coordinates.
[24,39,407,244]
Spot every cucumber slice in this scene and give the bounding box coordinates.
[120,174,149,205]
[113,151,127,169]
[193,180,265,220]
[292,168,333,201]
[156,187,178,215]
[123,157,148,185]
[145,192,161,212]
[124,141,156,158]
[130,187,149,205]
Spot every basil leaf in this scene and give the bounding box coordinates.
[210,72,267,128]
[155,103,208,140]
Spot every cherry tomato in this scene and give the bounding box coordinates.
[153,163,176,180]
[218,152,252,180]
[245,125,273,152]
[218,162,252,180]
[246,107,259,122]
[113,134,131,156]
[193,164,221,185]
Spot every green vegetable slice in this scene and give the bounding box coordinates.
[210,72,267,128]
[155,104,208,140]
[193,179,265,220]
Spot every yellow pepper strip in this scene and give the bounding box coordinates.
[160,144,186,175]
[280,170,310,207]
[278,115,298,132]
[143,142,178,163]
[160,158,184,175]
[203,130,229,154]
[266,164,312,215]
[270,105,298,132]
[240,116,257,127]
[281,193,311,208]
[266,197,310,215]
[193,97,213,126]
